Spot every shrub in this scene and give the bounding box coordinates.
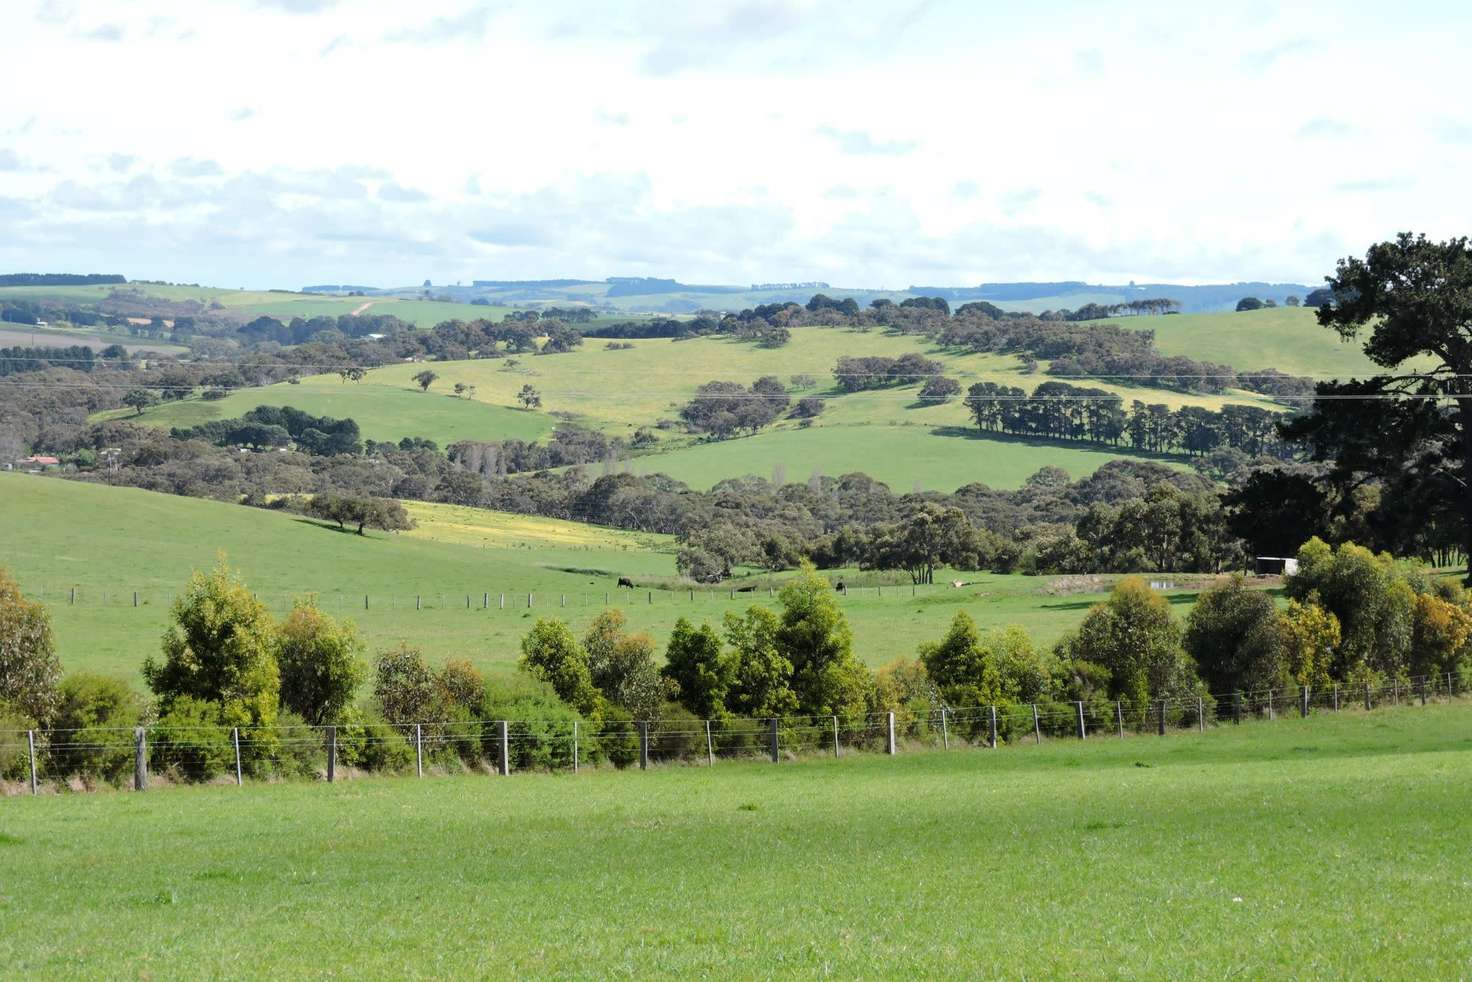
[373,644,438,724]
[481,673,586,772]
[594,702,641,769]
[277,601,365,725]
[0,707,38,781]
[151,696,234,782]
[336,706,414,773]
[519,619,596,713]
[0,567,61,724]
[47,673,147,782]
[663,618,731,719]
[271,709,324,779]
[649,702,703,761]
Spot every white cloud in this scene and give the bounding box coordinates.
[1,0,1470,288]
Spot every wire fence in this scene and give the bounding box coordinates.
[19,580,986,612]
[5,671,1469,797]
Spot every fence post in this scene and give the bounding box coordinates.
[705,719,714,766]
[1116,701,1125,739]
[499,721,510,776]
[134,727,147,791]
[1233,692,1242,724]
[70,587,75,605]
[1450,671,1457,697]
[940,707,949,750]
[232,727,242,786]
[638,721,649,771]
[500,593,505,609]
[988,705,998,749]
[689,589,694,603]
[1300,686,1309,718]
[572,720,579,774]
[416,595,421,610]
[27,730,37,795]
[561,594,566,607]
[832,715,840,758]
[886,712,896,755]
[648,591,653,605]
[415,724,424,778]
[483,592,489,609]
[529,593,534,608]
[1076,701,1086,740]
[133,591,138,607]
[364,594,369,610]
[466,594,470,609]
[1198,697,1206,732]
[1364,683,1372,711]
[1032,704,1041,744]
[768,717,780,763]
[1157,701,1166,736]
[1333,684,1339,711]
[1267,690,1275,721]
[1419,678,1427,705]
[326,726,337,783]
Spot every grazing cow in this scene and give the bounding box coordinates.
[736,585,756,593]
[835,580,846,594]
[617,576,635,588]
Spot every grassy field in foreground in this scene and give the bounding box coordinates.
[3,705,1470,976]
[1,474,1220,680]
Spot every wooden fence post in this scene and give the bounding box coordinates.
[1198,697,1206,733]
[1267,690,1275,721]
[561,594,566,607]
[499,720,510,776]
[1157,701,1166,736]
[832,715,840,758]
[1364,683,1372,711]
[1450,671,1458,697]
[415,724,423,778]
[647,591,653,605]
[500,593,505,609]
[1333,684,1339,711]
[1419,679,1427,705]
[886,712,896,755]
[705,719,714,766]
[572,720,579,774]
[232,727,242,786]
[1234,692,1243,723]
[988,705,998,749]
[940,707,949,750]
[1076,701,1086,740]
[637,721,649,771]
[326,726,337,783]
[70,587,75,605]
[1116,701,1125,739]
[416,595,421,610]
[133,591,138,607]
[1032,704,1041,744]
[364,595,368,610]
[529,593,534,608]
[27,730,37,795]
[483,592,489,609]
[134,727,147,791]
[1300,686,1310,718]
[768,717,779,763]
[1393,679,1399,705]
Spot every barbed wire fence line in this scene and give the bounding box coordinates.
[5,671,1467,798]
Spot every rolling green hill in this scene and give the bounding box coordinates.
[110,326,1271,491]
[0,474,1215,680]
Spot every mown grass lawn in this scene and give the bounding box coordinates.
[2,704,1469,977]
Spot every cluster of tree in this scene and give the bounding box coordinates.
[963,381,1292,457]
[833,354,943,392]
[0,273,126,287]
[1047,298,1183,320]
[679,377,790,438]
[0,345,123,378]
[449,426,630,479]
[172,406,362,456]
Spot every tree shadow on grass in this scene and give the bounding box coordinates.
[930,426,1190,465]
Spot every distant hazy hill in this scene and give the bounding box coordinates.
[310,276,1314,315]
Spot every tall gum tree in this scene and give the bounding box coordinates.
[1294,233,1472,579]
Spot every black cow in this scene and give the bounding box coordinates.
[736,585,756,593]
[835,580,846,594]
[617,577,635,588]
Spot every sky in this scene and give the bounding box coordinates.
[2,0,1470,290]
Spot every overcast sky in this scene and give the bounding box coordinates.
[2,0,1469,289]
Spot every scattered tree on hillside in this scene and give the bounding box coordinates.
[918,376,961,404]
[517,384,542,410]
[305,494,415,535]
[338,366,367,383]
[413,369,438,392]
[122,387,159,416]
[1235,297,1264,312]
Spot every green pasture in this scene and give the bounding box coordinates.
[1107,306,1430,379]
[100,375,557,446]
[0,475,1213,681]
[3,704,1469,976]
[622,422,1190,492]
